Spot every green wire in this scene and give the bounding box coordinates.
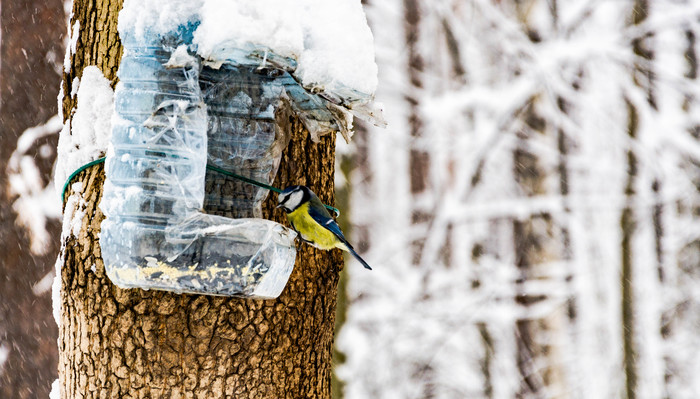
[60,157,108,201]
[61,156,340,217]
[205,164,282,194]
[206,164,340,216]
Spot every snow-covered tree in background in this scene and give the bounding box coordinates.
[0,0,65,397]
[338,0,700,398]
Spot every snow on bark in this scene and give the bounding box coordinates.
[53,66,113,196]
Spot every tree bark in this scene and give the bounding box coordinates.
[0,0,65,397]
[57,1,342,398]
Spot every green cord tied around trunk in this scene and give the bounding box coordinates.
[61,157,340,217]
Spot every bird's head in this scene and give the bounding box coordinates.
[277,185,311,213]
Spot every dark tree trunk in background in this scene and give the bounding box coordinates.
[0,0,65,397]
[403,0,432,266]
[57,0,342,397]
[512,123,566,398]
[510,2,568,396]
[621,2,654,398]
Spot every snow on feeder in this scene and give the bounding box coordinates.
[99,7,383,298]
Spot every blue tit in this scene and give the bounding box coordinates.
[277,185,372,270]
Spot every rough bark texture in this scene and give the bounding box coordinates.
[0,0,65,397]
[61,0,123,120]
[58,0,342,398]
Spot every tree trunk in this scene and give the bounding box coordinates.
[403,0,432,266]
[0,0,65,397]
[620,99,639,399]
[510,3,569,396]
[621,1,653,398]
[57,1,342,398]
[512,139,567,398]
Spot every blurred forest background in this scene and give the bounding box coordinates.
[2,0,700,399]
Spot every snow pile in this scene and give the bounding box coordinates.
[192,1,302,65]
[49,378,60,399]
[117,0,203,43]
[119,0,380,115]
[54,66,114,196]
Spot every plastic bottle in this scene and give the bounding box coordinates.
[201,63,288,219]
[100,28,297,298]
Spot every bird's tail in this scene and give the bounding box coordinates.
[343,244,372,270]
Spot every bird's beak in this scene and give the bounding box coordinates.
[275,204,283,209]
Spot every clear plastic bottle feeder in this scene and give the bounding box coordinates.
[100,21,383,298]
[100,27,300,298]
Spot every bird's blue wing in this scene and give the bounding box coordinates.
[307,198,372,270]
[307,203,349,244]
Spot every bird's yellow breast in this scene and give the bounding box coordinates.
[287,203,341,250]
